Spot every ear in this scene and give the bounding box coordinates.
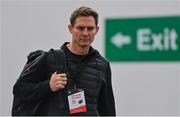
[95,26,99,34]
[68,24,73,33]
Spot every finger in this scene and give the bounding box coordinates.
[52,76,67,83]
[56,80,67,85]
[55,83,65,88]
[54,73,66,78]
[53,74,61,78]
[53,77,61,82]
[59,84,65,89]
[54,71,58,75]
[61,80,67,85]
[52,71,57,76]
[60,73,66,77]
[50,72,58,80]
[61,77,67,81]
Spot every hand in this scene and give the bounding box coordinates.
[49,71,67,92]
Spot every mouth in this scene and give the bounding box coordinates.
[80,38,90,42]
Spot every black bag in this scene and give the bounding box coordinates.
[12,49,67,116]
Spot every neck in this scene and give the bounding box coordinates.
[67,43,89,55]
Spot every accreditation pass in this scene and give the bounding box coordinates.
[67,89,87,114]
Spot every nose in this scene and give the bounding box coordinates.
[82,28,88,36]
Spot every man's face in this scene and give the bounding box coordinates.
[68,16,99,47]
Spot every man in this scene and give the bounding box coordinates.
[12,6,116,116]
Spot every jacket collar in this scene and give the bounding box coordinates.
[61,42,101,58]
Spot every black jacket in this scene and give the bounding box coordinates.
[12,42,116,116]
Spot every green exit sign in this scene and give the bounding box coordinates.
[105,16,180,62]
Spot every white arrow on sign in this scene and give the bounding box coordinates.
[111,32,131,48]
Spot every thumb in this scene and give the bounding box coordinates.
[52,71,57,76]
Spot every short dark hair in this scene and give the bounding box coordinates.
[70,6,98,26]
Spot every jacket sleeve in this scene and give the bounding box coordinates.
[13,51,54,103]
[97,62,116,116]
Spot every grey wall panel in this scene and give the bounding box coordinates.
[0,1,2,115]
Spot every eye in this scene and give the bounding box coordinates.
[76,26,84,31]
[87,27,95,31]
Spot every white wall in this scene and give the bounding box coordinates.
[1,0,180,115]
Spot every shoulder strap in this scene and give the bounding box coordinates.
[48,48,67,73]
[49,48,71,93]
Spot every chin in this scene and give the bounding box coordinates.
[80,43,90,47]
